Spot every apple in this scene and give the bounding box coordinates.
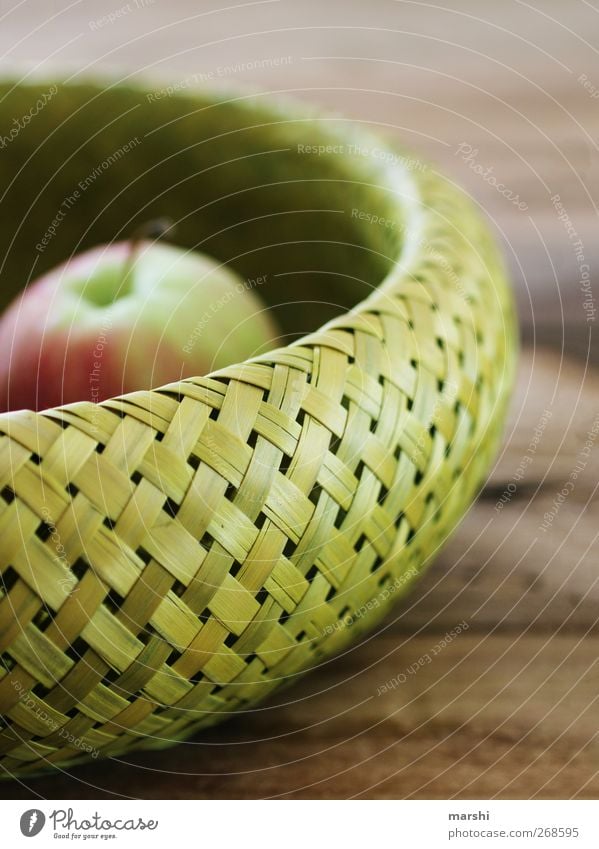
[0,240,280,412]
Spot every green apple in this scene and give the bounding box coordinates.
[0,240,279,411]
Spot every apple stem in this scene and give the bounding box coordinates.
[122,218,175,291]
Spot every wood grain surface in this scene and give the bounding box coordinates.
[1,0,598,799]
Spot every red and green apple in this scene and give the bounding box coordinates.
[0,240,279,412]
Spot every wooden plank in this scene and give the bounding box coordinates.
[2,633,597,799]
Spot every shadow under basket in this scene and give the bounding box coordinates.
[0,80,517,776]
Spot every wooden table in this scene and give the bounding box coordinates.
[1,0,598,799]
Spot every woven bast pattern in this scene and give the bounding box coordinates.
[0,81,517,775]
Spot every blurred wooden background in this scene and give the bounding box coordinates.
[1,0,598,799]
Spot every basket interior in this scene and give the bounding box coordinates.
[0,82,404,337]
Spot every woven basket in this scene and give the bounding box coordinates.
[0,80,517,776]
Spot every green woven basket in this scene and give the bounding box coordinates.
[0,79,517,776]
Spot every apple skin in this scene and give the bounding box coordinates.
[0,241,280,412]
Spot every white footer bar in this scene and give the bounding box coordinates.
[2,799,597,847]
